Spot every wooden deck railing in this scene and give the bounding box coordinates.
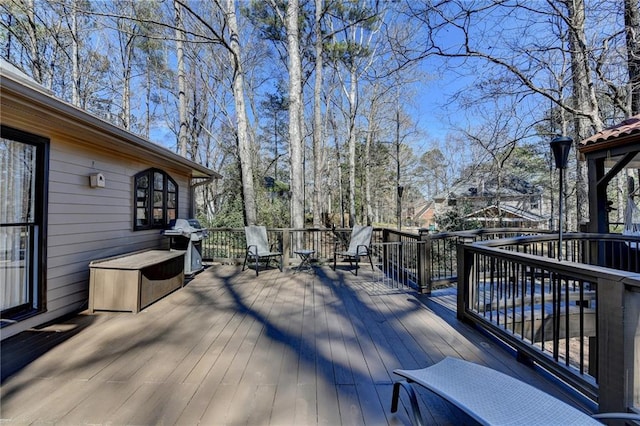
[457,233,640,414]
[201,227,385,265]
[201,227,546,293]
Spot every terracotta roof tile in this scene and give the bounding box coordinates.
[580,114,640,146]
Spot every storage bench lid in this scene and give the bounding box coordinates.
[89,250,185,270]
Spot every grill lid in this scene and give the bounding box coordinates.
[164,218,205,238]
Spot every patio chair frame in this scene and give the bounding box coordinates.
[242,225,283,276]
[332,225,374,276]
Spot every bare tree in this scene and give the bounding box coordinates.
[2,0,62,88]
[285,0,305,233]
[406,0,637,227]
[24,0,43,84]
[327,0,385,226]
[174,1,188,157]
[69,0,80,105]
[220,0,257,225]
[459,103,535,225]
[312,0,325,227]
[625,0,640,114]
[560,0,599,223]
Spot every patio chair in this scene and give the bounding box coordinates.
[332,225,374,276]
[242,226,283,276]
[391,357,640,426]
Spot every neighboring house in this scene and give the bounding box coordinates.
[432,177,548,229]
[413,201,436,230]
[1,60,220,339]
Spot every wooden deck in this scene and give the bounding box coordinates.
[1,264,595,425]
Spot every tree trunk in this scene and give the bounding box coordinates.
[348,66,357,227]
[286,0,305,236]
[121,63,131,130]
[330,111,345,227]
[145,65,151,138]
[364,105,375,226]
[626,0,640,115]
[71,0,80,106]
[312,0,324,227]
[226,0,257,225]
[25,0,43,84]
[395,106,401,230]
[174,1,188,157]
[565,0,601,227]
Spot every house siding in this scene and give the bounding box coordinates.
[1,84,208,340]
[1,137,192,339]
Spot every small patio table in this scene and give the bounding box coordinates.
[293,249,315,273]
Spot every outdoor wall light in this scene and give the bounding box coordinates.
[550,136,573,260]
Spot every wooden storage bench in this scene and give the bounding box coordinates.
[89,250,185,313]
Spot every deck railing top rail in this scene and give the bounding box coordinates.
[474,232,640,248]
[457,233,640,414]
[465,232,640,274]
[418,227,552,240]
[464,236,640,285]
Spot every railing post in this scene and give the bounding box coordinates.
[418,232,431,294]
[282,228,290,267]
[382,228,390,281]
[597,276,626,413]
[623,276,640,414]
[398,237,405,285]
[456,242,473,321]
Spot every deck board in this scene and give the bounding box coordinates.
[1,264,595,425]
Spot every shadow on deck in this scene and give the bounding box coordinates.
[0,264,595,425]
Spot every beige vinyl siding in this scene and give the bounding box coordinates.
[42,138,191,318]
[1,69,216,339]
[1,136,192,338]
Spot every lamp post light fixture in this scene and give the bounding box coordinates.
[550,136,573,261]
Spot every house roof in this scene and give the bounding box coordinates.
[579,114,640,153]
[1,59,220,180]
[464,204,547,223]
[432,177,539,202]
[414,202,434,219]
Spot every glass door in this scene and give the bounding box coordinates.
[1,127,47,319]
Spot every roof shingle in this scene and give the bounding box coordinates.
[580,114,640,146]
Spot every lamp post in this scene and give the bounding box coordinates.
[397,185,404,230]
[550,136,572,261]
